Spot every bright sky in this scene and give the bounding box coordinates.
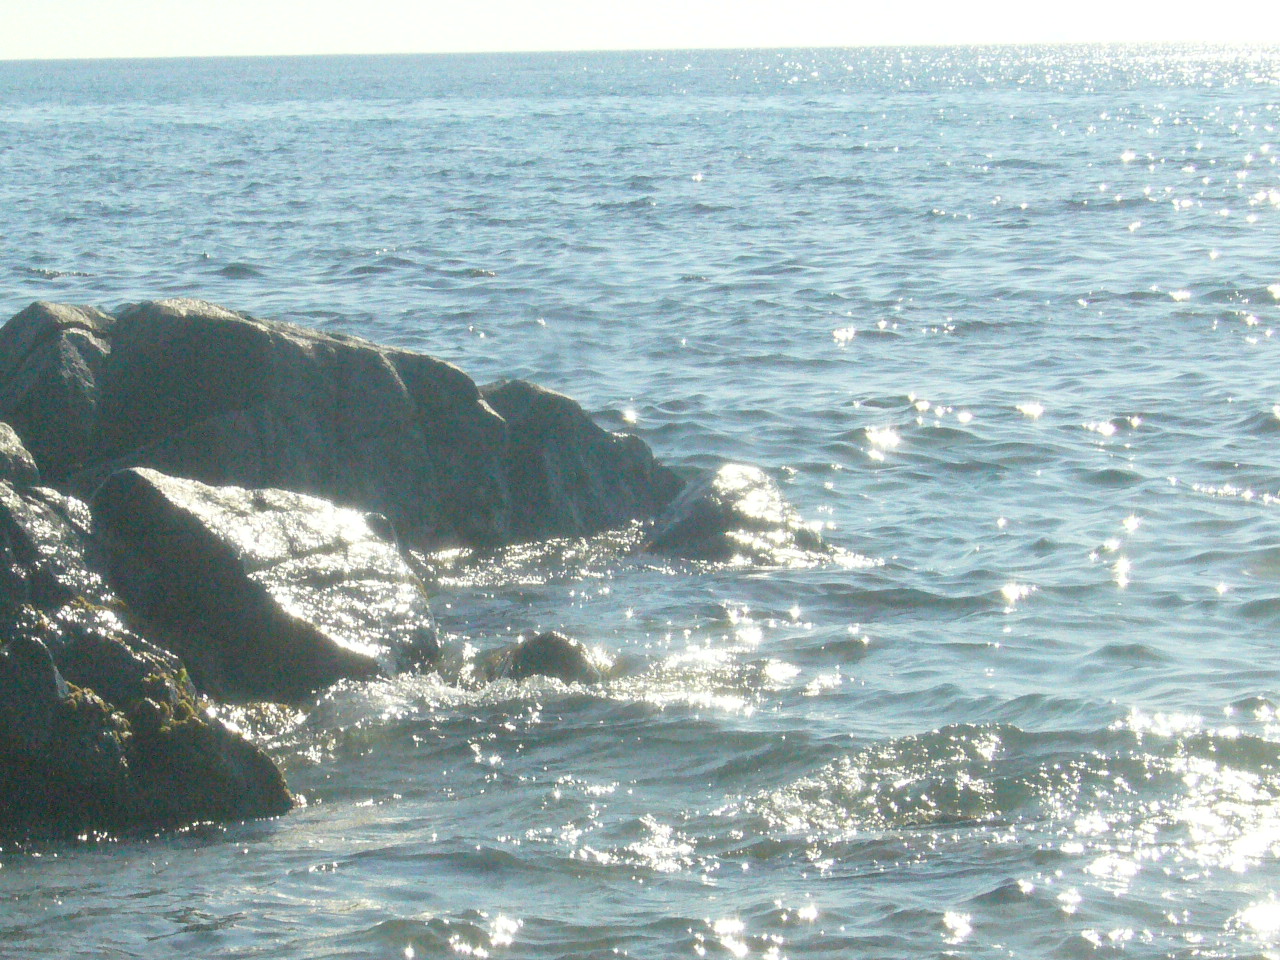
[2,0,1277,60]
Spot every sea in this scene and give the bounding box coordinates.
[1,45,1280,959]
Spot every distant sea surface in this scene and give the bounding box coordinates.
[3,46,1280,959]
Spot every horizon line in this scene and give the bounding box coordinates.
[4,39,1277,65]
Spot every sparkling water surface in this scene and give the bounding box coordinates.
[2,45,1280,959]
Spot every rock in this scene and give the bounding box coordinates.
[482,630,614,685]
[0,482,290,834]
[481,379,682,542]
[645,463,827,563]
[0,629,71,745]
[0,299,682,550]
[91,467,440,702]
[0,302,113,481]
[0,481,114,613]
[50,601,194,711]
[0,628,134,831]
[122,689,292,828]
[0,478,193,703]
[0,422,39,486]
[86,298,512,548]
[0,608,292,836]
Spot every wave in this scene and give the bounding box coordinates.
[213,262,265,279]
[18,265,91,279]
[742,718,1280,840]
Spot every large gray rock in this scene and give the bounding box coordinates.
[91,467,440,702]
[0,302,113,481]
[0,422,39,486]
[482,380,683,543]
[0,299,682,550]
[645,463,828,563]
[86,299,510,548]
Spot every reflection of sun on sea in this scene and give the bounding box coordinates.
[1235,897,1280,944]
[865,425,899,461]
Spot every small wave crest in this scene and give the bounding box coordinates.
[213,262,265,279]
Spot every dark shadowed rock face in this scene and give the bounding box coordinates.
[482,379,683,543]
[0,299,683,551]
[645,463,828,564]
[0,607,292,837]
[91,467,440,703]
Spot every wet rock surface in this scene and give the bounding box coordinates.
[91,467,440,703]
[0,481,114,612]
[0,422,39,486]
[646,463,828,563]
[481,379,682,543]
[481,630,615,685]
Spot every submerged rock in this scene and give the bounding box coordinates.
[645,463,827,563]
[91,467,440,702]
[0,607,292,836]
[0,299,682,550]
[482,630,615,685]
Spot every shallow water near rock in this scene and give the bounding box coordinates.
[3,45,1280,958]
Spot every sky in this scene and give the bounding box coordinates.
[1,0,1277,61]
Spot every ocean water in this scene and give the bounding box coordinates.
[3,44,1280,958]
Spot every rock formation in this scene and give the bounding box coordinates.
[0,606,292,835]
[0,298,823,838]
[0,299,682,551]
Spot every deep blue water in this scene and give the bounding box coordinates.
[3,45,1280,958]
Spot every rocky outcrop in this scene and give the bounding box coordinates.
[91,467,440,703]
[0,299,683,551]
[0,297,832,837]
[646,463,828,563]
